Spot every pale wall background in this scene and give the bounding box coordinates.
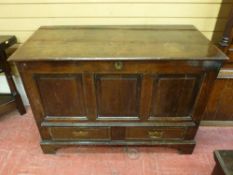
[0,0,233,105]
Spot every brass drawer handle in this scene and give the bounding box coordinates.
[114,61,123,70]
[148,130,163,139]
[72,130,89,137]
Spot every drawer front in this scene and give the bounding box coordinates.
[126,127,186,140]
[49,127,110,140]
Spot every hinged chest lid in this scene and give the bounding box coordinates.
[9,25,228,61]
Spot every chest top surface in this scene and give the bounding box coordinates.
[9,25,227,62]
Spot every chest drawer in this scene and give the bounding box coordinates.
[125,127,187,140]
[49,127,110,141]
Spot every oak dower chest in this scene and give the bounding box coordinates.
[9,25,227,154]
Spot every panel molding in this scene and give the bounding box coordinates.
[95,74,142,119]
[35,73,87,118]
[149,74,202,119]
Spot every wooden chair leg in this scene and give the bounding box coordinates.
[14,92,26,115]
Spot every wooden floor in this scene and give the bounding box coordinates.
[0,108,233,175]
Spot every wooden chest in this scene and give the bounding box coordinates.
[9,25,227,154]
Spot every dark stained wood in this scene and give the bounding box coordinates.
[139,74,153,121]
[219,7,233,55]
[125,127,187,140]
[82,73,97,121]
[203,79,233,120]
[150,74,202,118]
[9,25,227,62]
[111,127,125,140]
[202,6,233,121]
[49,127,110,141]
[41,121,196,127]
[95,74,141,119]
[0,94,16,115]
[10,25,226,154]
[193,71,220,123]
[35,74,86,117]
[212,150,233,175]
[0,35,26,116]
[16,60,222,73]
[40,140,196,154]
